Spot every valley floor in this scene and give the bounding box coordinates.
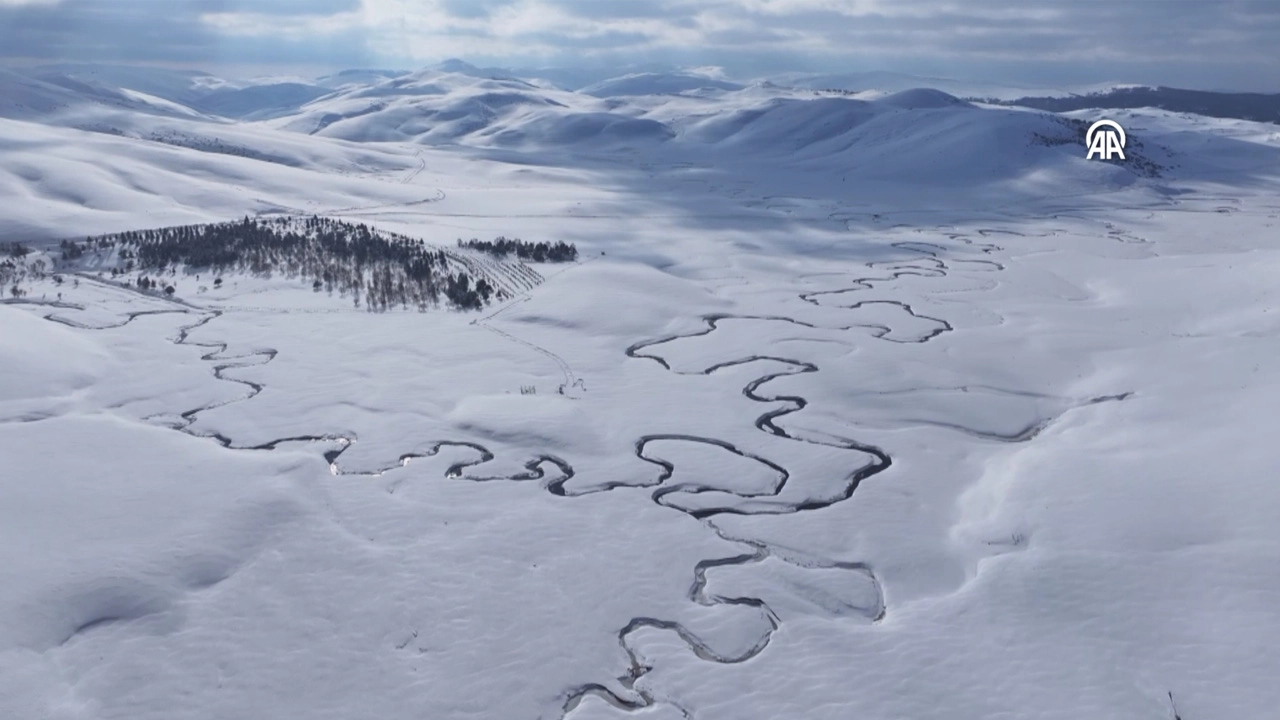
[2,112,1279,720]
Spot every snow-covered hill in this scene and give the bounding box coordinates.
[993,85,1280,125]
[315,68,411,90]
[259,72,1171,199]
[25,63,222,107]
[3,62,1253,246]
[768,70,1087,101]
[0,68,212,122]
[6,65,341,122]
[580,72,745,98]
[188,83,335,120]
[271,68,678,149]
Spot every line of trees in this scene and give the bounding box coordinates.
[66,217,531,311]
[458,236,578,263]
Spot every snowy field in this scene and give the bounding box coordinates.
[2,66,1280,720]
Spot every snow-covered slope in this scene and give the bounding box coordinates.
[5,65,336,123]
[0,72,1220,244]
[315,68,411,90]
[264,75,1168,200]
[26,63,220,107]
[0,115,448,241]
[580,72,745,98]
[273,68,676,149]
[0,68,210,122]
[188,83,334,120]
[769,70,1077,101]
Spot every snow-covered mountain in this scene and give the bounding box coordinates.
[260,74,1164,195]
[23,63,223,107]
[0,58,1226,244]
[190,83,335,121]
[0,65,334,123]
[0,67,213,122]
[315,68,411,90]
[270,68,676,148]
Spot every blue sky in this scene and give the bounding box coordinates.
[1,0,1277,90]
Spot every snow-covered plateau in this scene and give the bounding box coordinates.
[2,65,1279,720]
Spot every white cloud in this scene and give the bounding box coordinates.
[201,9,365,39]
[2,0,1277,90]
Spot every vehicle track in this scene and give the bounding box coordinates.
[469,259,601,397]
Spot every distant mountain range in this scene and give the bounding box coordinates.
[7,60,1277,127]
[6,56,1279,246]
[985,86,1280,125]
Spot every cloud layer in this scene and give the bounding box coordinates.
[2,0,1277,90]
